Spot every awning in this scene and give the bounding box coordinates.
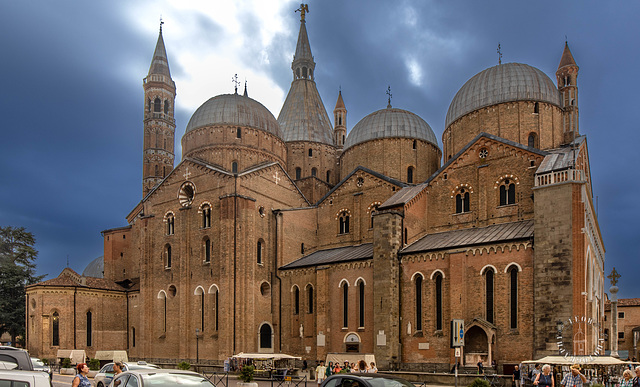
[521,356,635,365]
[232,353,301,360]
[94,351,128,362]
[56,350,86,364]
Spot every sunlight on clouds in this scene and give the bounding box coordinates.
[403,5,417,27]
[405,57,423,86]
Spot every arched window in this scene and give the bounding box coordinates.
[308,149,313,157]
[202,204,211,228]
[358,280,365,328]
[236,127,242,139]
[509,266,518,329]
[300,243,304,254]
[86,311,92,347]
[195,287,205,331]
[307,285,314,314]
[407,166,414,183]
[534,102,539,114]
[52,311,60,346]
[339,211,350,234]
[158,292,167,333]
[415,275,423,331]
[311,168,317,177]
[455,189,470,213]
[131,327,136,347]
[257,240,264,264]
[412,140,417,149]
[166,214,174,235]
[370,203,380,228]
[165,244,172,268]
[500,179,516,206]
[338,116,342,125]
[434,274,443,331]
[293,286,300,315]
[528,133,538,148]
[154,97,161,112]
[302,67,308,78]
[164,100,169,114]
[232,162,238,174]
[342,282,349,328]
[204,238,211,263]
[326,170,331,183]
[259,324,272,349]
[147,98,151,112]
[155,165,159,177]
[295,167,301,180]
[484,268,495,324]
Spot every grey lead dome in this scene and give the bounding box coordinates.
[344,107,439,150]
[445,63,562,128]
[185,94,282,138]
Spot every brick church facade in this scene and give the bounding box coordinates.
[26,8,605,370]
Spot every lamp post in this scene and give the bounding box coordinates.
[196,328,200,364]
[608,268,621,358]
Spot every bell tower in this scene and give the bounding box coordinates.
[333,90,347,149]
[142,21,176,197]
[556,42,579,144]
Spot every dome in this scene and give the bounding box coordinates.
[344,107,438,150]
[445,63,561,128]
[185,94,282,138]
[82,256,104,278]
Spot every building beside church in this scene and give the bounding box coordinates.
[26,7,605,371]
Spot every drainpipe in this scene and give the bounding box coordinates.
[273,210,282,351]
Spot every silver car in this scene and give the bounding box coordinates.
[110,369,215,387]
[95,362,160,387]
[31,357,52,379]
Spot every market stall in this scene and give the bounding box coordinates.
[521,356,638,387]
[231,353,302,379]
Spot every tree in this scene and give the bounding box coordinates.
[0,226,44,346]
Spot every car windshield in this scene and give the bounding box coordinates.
[31,359,45,367]
[365,378,415,387]
[142,373,215,386]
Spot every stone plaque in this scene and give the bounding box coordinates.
[377,330,386,346]
[317,332,326,347]
[418,342,429,350]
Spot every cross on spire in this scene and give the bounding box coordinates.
[386,85,393,108]
[608,267,621,286]
[497,43,502,65]
[232,74,240,94]
[183,168,192,180]
[296,3,309,22]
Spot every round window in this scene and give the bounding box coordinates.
[178,182,196,207]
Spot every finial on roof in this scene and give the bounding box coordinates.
[160,16,164,33]
[608,267,621,287]
[497,42,502,65]
[386,85,392,108]
[243,80,248,97]
[232,74,240,94]
[296,3,309,22]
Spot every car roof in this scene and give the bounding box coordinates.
[121,369,202,376]
[0,370,49,379]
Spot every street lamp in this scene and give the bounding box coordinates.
[195,328,200,364]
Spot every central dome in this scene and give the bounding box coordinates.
[445,63,561,128]
[186,93,282,138]
[345,107,438,150]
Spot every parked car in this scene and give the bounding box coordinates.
[320,373,416,387]
[95,362,160,387]
[0,346,34,371]
[0,370,52,387]
[31,357,53,379]
[110,369,216,387]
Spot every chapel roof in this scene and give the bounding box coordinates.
[29,268,125,292]
[279,243,373,270]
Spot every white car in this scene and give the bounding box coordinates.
[0,370,52,387]
[110,369,215,387]
[95,362,160,387]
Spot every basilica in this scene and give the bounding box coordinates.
[26,7,605,371]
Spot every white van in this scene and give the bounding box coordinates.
[0,370,52,387]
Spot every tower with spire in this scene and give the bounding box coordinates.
[333,90,347,149]
[556,42,579,144]
[142,21,176,197]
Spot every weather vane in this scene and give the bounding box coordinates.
[386,85,392,108]
[232,74,240,94]
[296,4,309,22]
[497,43,502,65]
[608,267,621,286]
[160,16,164,33]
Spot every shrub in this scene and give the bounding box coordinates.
[61,358,72,369]
[177,361,191,370]
[239,365,255,383]
[591,384,604,387]
[88,358,101,371]
[468,378,490,387]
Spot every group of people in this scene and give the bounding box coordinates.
[315,360,378,384]
[72,361,125,387]
[517,363,628,387]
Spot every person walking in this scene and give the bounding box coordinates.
[315,361,327,386]
[72,363,91,387]
[477,360,484,375]
[531,364,542,384]
[632,366,640,387]
[325,362,333,379]
[561,364,587,387]
[513,365,522,387]
[534,364,554,387]
[621,370,633,387]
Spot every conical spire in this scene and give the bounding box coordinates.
[290,4,315,81]
[558,42,577,70]
[293,18,313,63]
[335,90,345,110]
[148,23,172,78]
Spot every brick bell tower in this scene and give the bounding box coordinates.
[142,21,176,197]
[556,42,579,145]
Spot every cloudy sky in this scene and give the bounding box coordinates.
[1,1,639,298]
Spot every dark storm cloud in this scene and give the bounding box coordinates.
[2,1,639,298]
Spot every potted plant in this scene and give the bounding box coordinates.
[60,358,75,375]
[87,358,101,377]
[177,361,191,370]
[237,365,257,387]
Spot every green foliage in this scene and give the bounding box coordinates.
[0,226,43,344]
[239,365,255,383]
[88,358,101,371]
[468,378,490,387]
[61,358,72,369]
[591,384,604,387]
[177,361,191,370]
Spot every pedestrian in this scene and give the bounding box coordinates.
[325,362,333,379]
[621,370,633,387]
[534,364,554,387]
[531,364,542,383]
[72,363,91,387]
[513,365,521,387]
[561,364,587,387]
[477,360,484,375]
[368,362,377,373]
[315,361,327,386]
[358,360,368,373]
[113,362,125,387]
[632,366,640,387]
[333,363,342,374]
